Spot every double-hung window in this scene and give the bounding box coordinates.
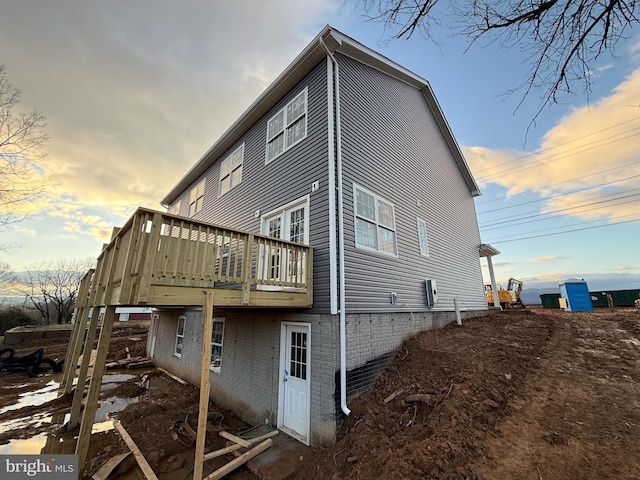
[266,88,307,163]
[219,144,244,196]
[210,319,224,372]
[189,179,205,217]
[416,218,430,256]
[354,185,397,255]
[174,315,186,357]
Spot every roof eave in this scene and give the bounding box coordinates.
[161,26,481,206]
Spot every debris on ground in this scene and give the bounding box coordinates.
[1,311,640,480]
[0,347,63,377]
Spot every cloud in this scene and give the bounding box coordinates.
[529,256,564,264]
[466,67,640,223]
[0,0,340,230]
[12,226,37,236]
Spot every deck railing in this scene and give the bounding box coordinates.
[86,207,312,307]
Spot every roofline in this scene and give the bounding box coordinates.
[161,25,480,206]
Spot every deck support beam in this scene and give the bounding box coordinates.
[68,307,101,428]
[75,305,116,469]
[193,290,215,480]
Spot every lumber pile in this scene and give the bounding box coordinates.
[105,356,154,370]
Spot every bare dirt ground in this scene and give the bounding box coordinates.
[295,308,640,480]
[1,308,639,480]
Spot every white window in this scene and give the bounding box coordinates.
[174,315,186,357]
[219,144,244,196]
[417,218,430,257]
[167,200,181,216]
[266,88,307,163]
[210,318,224,372]
[354,185,397,256]
[189,179,205,217]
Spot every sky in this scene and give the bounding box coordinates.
[0,1,639,295]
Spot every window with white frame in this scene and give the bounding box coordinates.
[260,197,309,281]
[416,218,430,257]
[210,318,224,372]
[354,185,397,255]
[219,145,244,196]
[167,200,181,216]
[174,315,186,357]
[266,88,307,163]
[188,179,205,217]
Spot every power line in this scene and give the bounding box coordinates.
[475,129,640,183]
[476,174,640,214]
[479,191,640,229]
[473,116,640,175]
[485,217,640,244]
[475,159,640,205]
[485,212,640,240]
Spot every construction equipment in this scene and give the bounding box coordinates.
[485,278,525,309]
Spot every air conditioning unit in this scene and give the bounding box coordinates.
[425,279,438,307]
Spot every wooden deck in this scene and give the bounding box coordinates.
[79,207,313,309]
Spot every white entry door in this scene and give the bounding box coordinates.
[279,322,310,444]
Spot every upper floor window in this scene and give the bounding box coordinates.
[416,218,430,257]
[266,88,307,163]
[189,179,205,217]
[354,185,397,256]
[219,144,244,196]
[167,200,181,216]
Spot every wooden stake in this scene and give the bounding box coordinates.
[203,430,279,461]
[193,290,214,480]
[75,305,116,470]
[113,420,158,480]
[219,431,251,448]
[203,439,273,480]
[157,367,188,385]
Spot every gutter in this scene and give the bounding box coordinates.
[320,38,351,417]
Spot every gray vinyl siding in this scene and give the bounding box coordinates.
[337,54,486,313]
[167,59,332,312]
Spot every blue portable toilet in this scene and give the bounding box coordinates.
[559,279,593,312]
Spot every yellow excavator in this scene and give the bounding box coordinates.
[485,278,525,309]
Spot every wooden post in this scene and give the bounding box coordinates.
[60,269,94,393]
[60,306,86,394]
[68,307,101,428]
[193,290,214,480]
[241,234,254,305]
[75,305,116,471]
[118,212,143,304]
[137,213,163,303]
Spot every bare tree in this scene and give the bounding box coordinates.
[362,0,639,119]
[0,64,51,246]
[0,260,16,307]
[19,258,93,324]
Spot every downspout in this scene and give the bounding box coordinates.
[320,37,351,416]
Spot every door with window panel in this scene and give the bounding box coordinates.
[260,200,307,284]
[281,323,310,442]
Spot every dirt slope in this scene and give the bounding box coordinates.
[295,308,640,480]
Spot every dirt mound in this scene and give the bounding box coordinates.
[295,309,640,480]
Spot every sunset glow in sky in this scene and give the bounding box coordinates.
[1,1,639,292]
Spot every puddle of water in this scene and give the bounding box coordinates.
[0,372,141,434]
[92,419,115,433]
[0,378,61,415]
[94,396,139,423]
[0,433,48,454]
